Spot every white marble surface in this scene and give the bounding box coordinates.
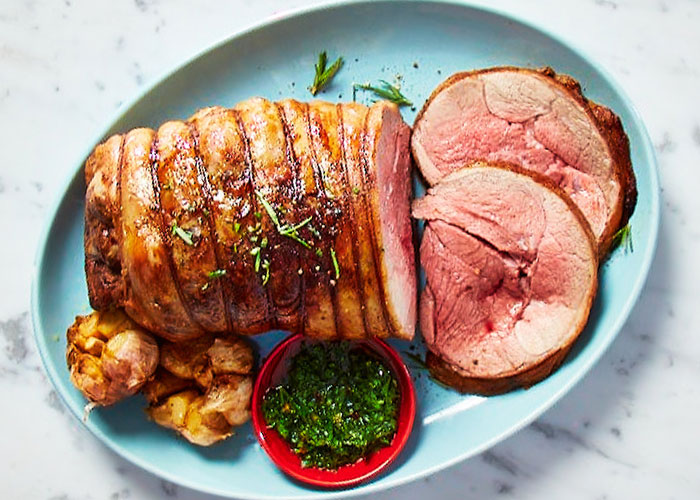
[1,0,698,498]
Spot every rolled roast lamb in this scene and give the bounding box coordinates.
[84,98,416,342]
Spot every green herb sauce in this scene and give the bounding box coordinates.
[262,341,400,470]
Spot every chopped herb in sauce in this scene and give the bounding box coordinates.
[262,342,400,470]
[309,51,344,96]
[353,80,413,107]
[171,223,194,246]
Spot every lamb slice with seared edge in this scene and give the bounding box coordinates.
[413,162,598,395]
[412,67,636,255]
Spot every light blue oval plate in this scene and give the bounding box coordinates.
[32,1,659,498]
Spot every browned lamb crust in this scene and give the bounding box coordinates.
[84,99,416,342]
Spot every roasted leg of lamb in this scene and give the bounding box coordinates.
[84,99,416,342]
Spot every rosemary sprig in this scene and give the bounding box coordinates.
[282,231,312,249]
[261,259,270,286]
[611,224,633,254]
[171,223,194,246]
[280,216,313,234]
[403,351,428,369]
[402,351,453,390]
[201,269,225,291]
[250,246,262,272]
[330,247,340,279]
[256,192,280,227]
[353,80,413,107]
[309,51,344,96]
[255,191,312,249]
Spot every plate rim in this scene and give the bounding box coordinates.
[30,0,660,498]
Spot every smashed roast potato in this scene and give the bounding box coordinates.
[66,309,159,406]
[142,333,254,446]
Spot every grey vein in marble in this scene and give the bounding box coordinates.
[530,420,636,468]
[1,311,29,363]
[481,450,526,477]
[160,480,177,497]
[692,124,700,146]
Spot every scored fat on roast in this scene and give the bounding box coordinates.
[84,98,416,341]
[411,66,636,254]
[413,163,598,395]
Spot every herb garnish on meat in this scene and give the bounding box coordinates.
[207,269,226,279]
[330,247,340,279]
[256,191,313,249]
[171,223,194,246]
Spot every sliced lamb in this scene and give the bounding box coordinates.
[412,67,636,254]
[413,162,598,394]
